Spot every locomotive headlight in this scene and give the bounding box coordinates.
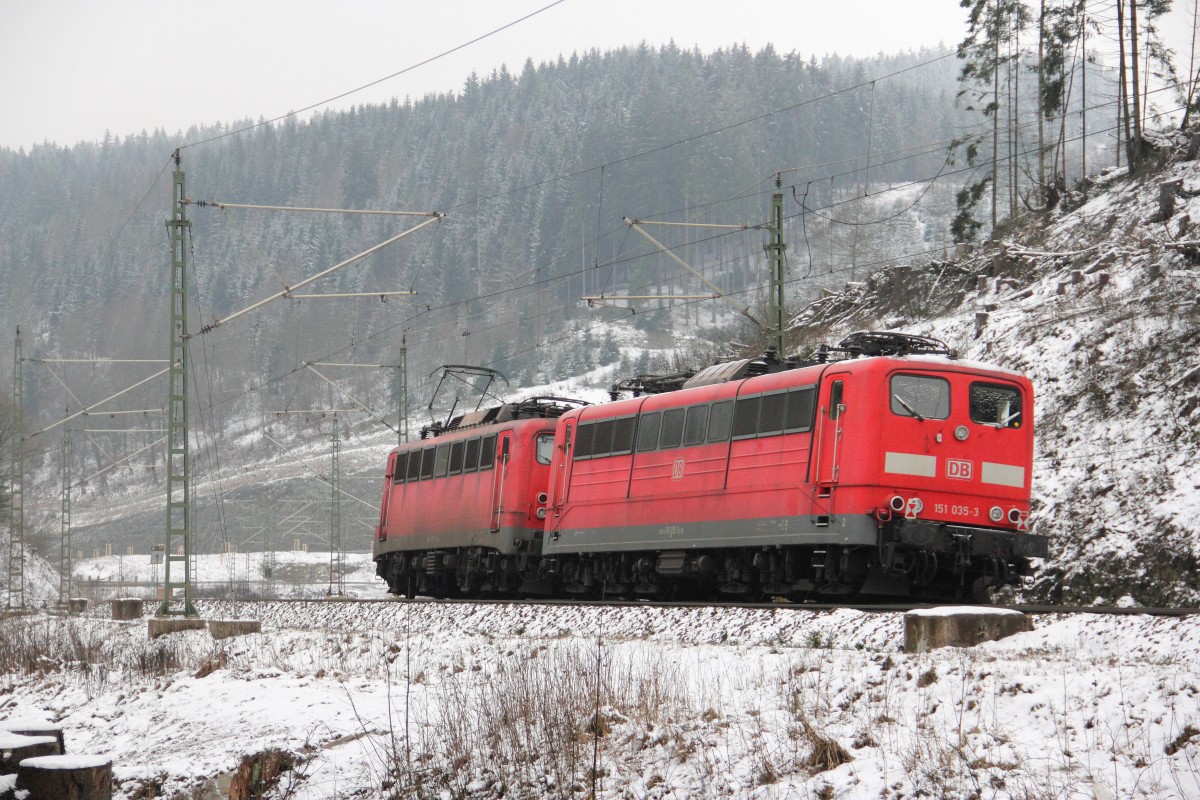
[1008,508,1022,524]
[890,495,906,512]
[536,507,548,519]
[537,492,548,504]
[989,506,1004,523]
[954,425,969,441]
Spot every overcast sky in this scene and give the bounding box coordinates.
[1,0,1192,152]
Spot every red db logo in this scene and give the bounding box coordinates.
[946,459,973,480]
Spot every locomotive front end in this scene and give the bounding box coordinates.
[856,358,1048,601]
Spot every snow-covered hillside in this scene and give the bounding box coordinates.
[1,603,1198,799]
[789,130,1200,606]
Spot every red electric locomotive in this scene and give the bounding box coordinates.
[373,395,587,597]
[540,332,1048,602]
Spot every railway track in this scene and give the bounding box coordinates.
[186,595,1200,617]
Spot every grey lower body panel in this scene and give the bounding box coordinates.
[373,526,538,560]
[544,515,880,554]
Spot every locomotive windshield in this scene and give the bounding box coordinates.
[970,382,1023,428]
[890,374,950,420]
[536,433,554,465]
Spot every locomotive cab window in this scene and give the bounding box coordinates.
[392,453,407,484]
[828,381,845,419]
[535,433,555,465]
[890,374,949,420]
[406,450,422,481]
[592,419,615,457]
[970,382,1023,428]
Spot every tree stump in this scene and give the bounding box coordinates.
[0,722,64,754]
[0,733,59,775]
[17,754,111,800]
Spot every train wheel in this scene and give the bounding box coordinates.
[971,576,994,604]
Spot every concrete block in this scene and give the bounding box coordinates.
[208,619,261,640]
[147,618,207,639]
[904,607,1031,654]
[110,598,144,621]
[67,598,88,614]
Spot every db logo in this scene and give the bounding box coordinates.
[672,459,685,480]
[946,459,973,480]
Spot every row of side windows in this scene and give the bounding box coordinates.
[391,434,497,484]
[574,385,817,460]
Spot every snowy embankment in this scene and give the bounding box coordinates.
[2,602,1198,799]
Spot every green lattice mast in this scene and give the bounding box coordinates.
[159,149,196,617]
[6,327,25,609]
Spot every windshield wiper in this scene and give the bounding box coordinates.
[998,409,1021,427]
[893,394,925,421]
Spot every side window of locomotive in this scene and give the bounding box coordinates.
[535,433,555,465]
[448,441,464,475]
[406,450,422,481]
[463,438,480,472]
[707,400,733,442]
[574,422,596,459]
[758,392,786,436]
[392,453,407,484]
[732,396,760,438]
[659,408,685,449]
[970,382,1023,428]
[434,444,451,477]
[420,447,436,480]
[611,417,636,455]
[890,374,950,420]
[828,380,844,420]
[479,435,497,470]
[682,405,709,446]
[784,387,816,432]
[636,412,662,452]
[591,419,615,458]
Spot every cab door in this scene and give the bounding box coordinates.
[489,433,511,532]
[813,373,849,487]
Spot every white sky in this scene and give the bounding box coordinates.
[0,0,1193,152]
[0,0,971,151]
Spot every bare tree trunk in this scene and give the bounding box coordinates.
[1130,0,1143,161]
[1182,0,1199,130]
[1038,0,1046,201]
[1117,0,1135,166]
[993,0,1000,228]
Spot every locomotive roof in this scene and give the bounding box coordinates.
[420,396,588,439]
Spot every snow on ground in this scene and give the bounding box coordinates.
[72,551,384,599]
[2,603,1198,799]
